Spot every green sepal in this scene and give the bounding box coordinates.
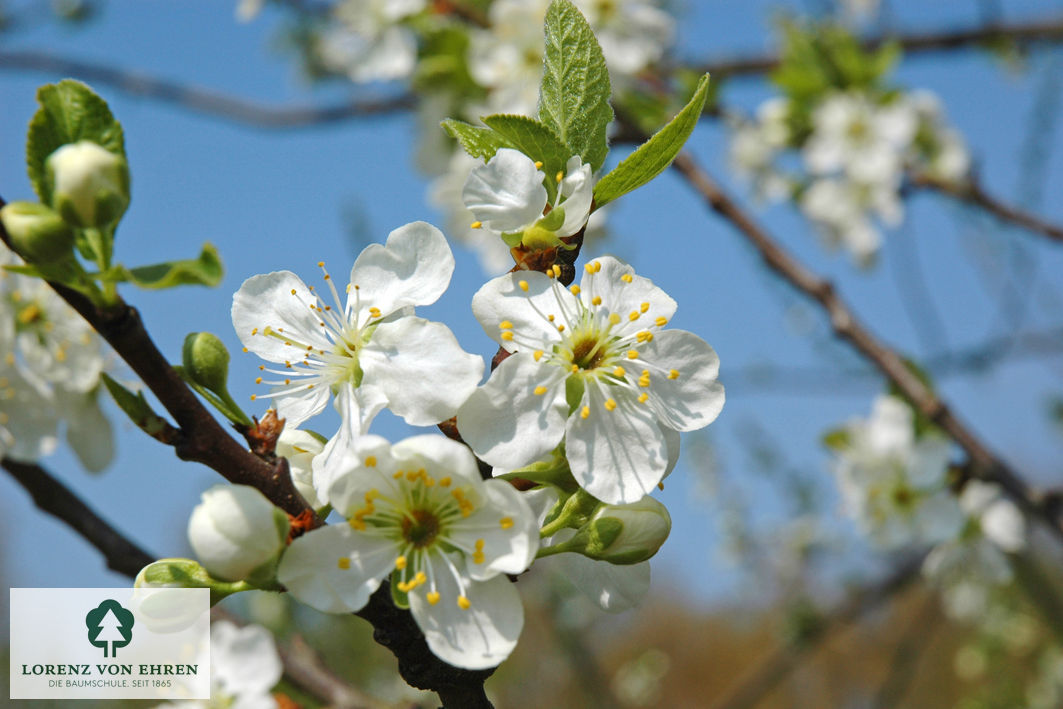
[496,447,577,491]
[96,243,223,289]
[390,569,411,610]
[564,375,585,414]
[101,372,173,439]
[539,0,613,172]
[500,230,524,248]
[27,79,126,207]
[593,74,711,207]
[441,118,507,160]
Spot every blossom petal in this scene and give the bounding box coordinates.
[312,385,389,507]
[452,479,539,580]
[277,524,394,614]
[360,317,483,426]
[548,546,651,613]
[410,570,523,669]
[463,148,547,233]
[211,621,282,696]
[349,221,454,316]
[557,157,594,236]
[457,352,568,471]
[579,255,676,338]
[639,330,725,432]
[272,383,331,431]
[566,383,668,504]
[315,433,396,515]
[471,270,570,351]
[232,271,332,362]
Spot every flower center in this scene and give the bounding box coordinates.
[401,508,441,548]
[570,334,606,370]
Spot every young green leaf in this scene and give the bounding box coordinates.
[26,80,126,206]
[97,243,223,289]
[100,373,172,439]
[539,0,612,172]
[441,119,508,160]
[593,73,711,207]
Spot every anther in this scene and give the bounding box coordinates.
[501,331,514,341]
[638,392,649,403]
[470,221,483,229]
[592,296,602,306]
[534,386,548,395]
[655,316,668,327]
[427,591,441,605]
[604,399,617,411]
[534,160,543,168]
[519,280,529,292]
[395,556,407,570]
[621,274,633,283]
[365,456,377,467]
[629,311,640,321]
[499,320,513,329]
[580,406,590,419]
[555,171,563,183]
[457,596,471,610]
[500,517,514,529]
[533,350,544,361]
[290,289,296,295]
[627,350,639,359]
[337,557,351,570]
[668,369,680,379]
[570,285,581,295]
[613,366,625,377]
[255,377,263,384]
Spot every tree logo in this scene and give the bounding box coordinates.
[85,599,134,658]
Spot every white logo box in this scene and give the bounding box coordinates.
[10,587,210,700]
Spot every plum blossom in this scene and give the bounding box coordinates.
[468,0,551,115]
[231,221,483,430]
[830,395,964,549]
[799,176,901,266]
[316,0,426,83]
[278,435,539,669]
[574,0,673,76]
[155,620,281,709]
[463,148,595,251]
[457,256,724,504]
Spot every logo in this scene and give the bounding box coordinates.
[85,599,134,658]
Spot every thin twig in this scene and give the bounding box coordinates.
[692,16,1063,79]
[666,151,1063,541]
[0,49,415,129]
[910,171,1063,245]
[707,554,925,709]
[1,457,154,577]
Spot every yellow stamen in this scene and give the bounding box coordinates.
[519,280,529,292]
[655,316,668,327]
[638,392,649,403]
[627,350,639,360]
[621,273,633,283]
[592,296,602,306]
[501,331,514,341]
[427,591,441,605]
[337,557,351,570]
[668,369,680,380]
[555,171,563,183]
[500,517,514,529]
[640,302,650,313]
[457,596,471,610]
[613,366,625,377]
[255,377,262,384]
[395,556,407,570]
[534,160,543,168]
[471,221,482,229]
[369,307,381,318]
[499,320,513,329]
[609,313,621,325]
[629,311,640,321]
[570,285,581,295]
[581,406,590,419]
[439,476,452,487]
[533,350,543,361]
[604,399,617,411]
[365,455,377,467]
[534,385,548,395]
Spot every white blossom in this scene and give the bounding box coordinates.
[231,221,483,430]
[278,434,539,669]
[831,395,964,550]
[457,256,724,504]
[463,149,595,250]
[574,0,673,76]
[275,428,326,511]
[468,0,551,116]
[316,0,426,83]
[46,140,129,229]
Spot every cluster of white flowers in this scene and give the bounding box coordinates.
[729,89,970,265]
[0,242,113,470]
[829,395,1028,622]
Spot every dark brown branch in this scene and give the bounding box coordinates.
[665,151,1063,541]
[0,49,415,129]
[693,16,1063,79]
[909,170,1063,244]
[707,554,925,709]
[1,457,154,577]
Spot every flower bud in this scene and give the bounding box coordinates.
[0,202,75,263]
[182,332,231,397]
[135,558,250,608]
[187,485,289,584]
[571,496,671,565]
[46,140,130,229]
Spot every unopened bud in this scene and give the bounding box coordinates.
[0,202,75,263]
[46,140,130,228]
[187,484,289,584]
[135,557,251,607]
[572,496,671,564]
[182,332,231,396]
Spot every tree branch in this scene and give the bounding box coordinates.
[693,16,1063,79]
[1,457,154,577]
[707,554,925,709]
[909,170,1063,244]
[665,151,1063,542]
[0,49,415,129]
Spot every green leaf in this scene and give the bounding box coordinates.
[821,428,851,451]
[97,243,223,289]
[593,73,711,207]
[26,80,126,206]
[101,373,171,439]
[482,114,571,188]
[539,0,612,172]
[441,119,507,160]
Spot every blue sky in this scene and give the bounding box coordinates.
[2,0,1063,621]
